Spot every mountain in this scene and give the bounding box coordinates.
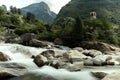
[22,2,57,24]
[56,0,120,24]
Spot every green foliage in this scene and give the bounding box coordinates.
[54,17,120,47]
[24,12,36,23]
[57,0,120,24]
[10,6,21,15]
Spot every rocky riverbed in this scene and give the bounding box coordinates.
[0,41,120,80]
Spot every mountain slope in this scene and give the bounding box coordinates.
[56,0,120,24]
[22,2,56,24]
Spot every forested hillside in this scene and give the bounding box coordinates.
[57,0,120,24]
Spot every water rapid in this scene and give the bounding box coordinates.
[0,43,119,80]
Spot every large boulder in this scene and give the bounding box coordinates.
[84,55,112,66]
[0,52,11,61]
[102,71,120,80]
[63,50,88,62]
[21,33,35,45]
[33,55,48,67]
[81,41,120,54]
[92,55,108,66]
[29,39,54,48]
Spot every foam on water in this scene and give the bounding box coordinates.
[0,43,119,80]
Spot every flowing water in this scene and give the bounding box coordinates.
[0,43,119,80]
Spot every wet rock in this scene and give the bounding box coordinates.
[63,50,87,62]
[0,72,16,80]
[33,55,48,67]
[0,52,11,61]
[82,49,102,57]
[49,60,66,69]
[91,72,108,79]
[10,73,57,80]
[41,50,55,60]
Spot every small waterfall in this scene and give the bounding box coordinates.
[0,43,46,60]
[0,43,47,69]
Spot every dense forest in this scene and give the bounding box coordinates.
[0,5,119,47]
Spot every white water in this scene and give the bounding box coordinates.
[0,43,119,80]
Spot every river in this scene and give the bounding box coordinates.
[0,43,119,80]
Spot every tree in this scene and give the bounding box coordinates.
[1,5,7,11]
[71,17,85,43]
[24,12,36,23]
[0,8,5,15]
[18,8,21,15]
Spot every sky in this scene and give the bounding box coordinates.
[0,0,71,13]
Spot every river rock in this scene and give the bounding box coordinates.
[82,49,102,57]
[0,72,16,80]
[0,52,11,61]
[93,55,107,66]
[102,71,120,80]
[63,50,88,62]
[106,59,119,65]
[10,73,57,80]
[29,39,54,48]
[84,58,94,66]
[73,47,84,52]
[0,62,28,80]
[33,55,48,67]
[21,33,35,45]
[91,72,108,79]
[81,41,120,54]
[41,50,55,60]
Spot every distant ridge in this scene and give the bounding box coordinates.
[22,2,57,24]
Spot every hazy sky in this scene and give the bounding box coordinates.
[0,0,71,13]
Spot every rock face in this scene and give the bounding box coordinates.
[102,71,120,80]
[22,2,56,24]
[0,52,11,61]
